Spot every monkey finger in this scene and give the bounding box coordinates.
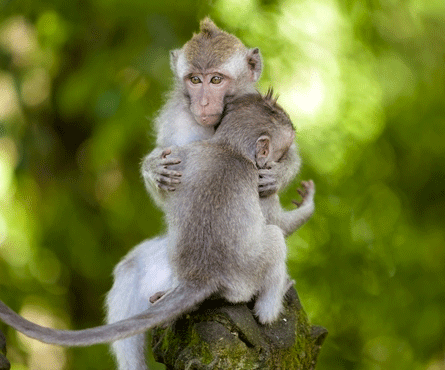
[258,179,276,188]
[156,168,182,178]
[297,188,307,198]
[159,157,182,166]
[157,175,182,186]
[258,178,278,188]
[259,185,278,194]
[259,185,277,191]
[258,172,273,178]
[258,168,275,177]
[303,180,314,188]
[301,180,315,197]
[292,199,302,207]
[306,180,315,191]
[259,184,278,197]
[157,183,177,192]
[260,190,277,198]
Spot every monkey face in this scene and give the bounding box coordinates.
[185,73,232,127]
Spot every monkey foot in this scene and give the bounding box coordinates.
[292,180,314,207]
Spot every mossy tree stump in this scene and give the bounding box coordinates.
[0,288,326,370]
[151,287,327,369]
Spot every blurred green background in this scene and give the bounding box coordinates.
[0,0,444,369]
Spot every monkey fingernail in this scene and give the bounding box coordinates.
[161,149,172,158]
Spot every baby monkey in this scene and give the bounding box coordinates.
[0,90,312,346]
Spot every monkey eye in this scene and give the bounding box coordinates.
[210,76,222,84]
[190,76,202,84]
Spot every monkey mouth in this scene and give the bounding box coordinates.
[197,114,220,126]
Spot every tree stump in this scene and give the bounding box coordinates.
[0,329,10,370]
[151,287,327,369]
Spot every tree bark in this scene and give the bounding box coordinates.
[0,329,10,370]
[151,287,327,369]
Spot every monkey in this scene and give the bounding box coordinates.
[142,17,280,205]
[106,18,314,369]
[0,91,313,350]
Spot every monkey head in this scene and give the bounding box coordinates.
[170,18,262,127]
[255,127,295,169]
[216,89,295,169]
[254,90,295,168]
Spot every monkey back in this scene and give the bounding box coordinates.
[164,142,264,287]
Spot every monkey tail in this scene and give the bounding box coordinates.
[0,283,212,346]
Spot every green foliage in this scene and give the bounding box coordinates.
[0,0,444,369]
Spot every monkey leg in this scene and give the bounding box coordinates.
[254,225,288,324]
[105,237,174,370]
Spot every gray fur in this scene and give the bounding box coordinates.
[115,83,313,370]
[113,23,269,369]
[0,92,303,348]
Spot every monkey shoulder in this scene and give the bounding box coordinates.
[157,107,215,147]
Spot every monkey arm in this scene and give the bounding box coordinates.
[141,147,182,207]
[258,143,301,197]
[262,180,315,238]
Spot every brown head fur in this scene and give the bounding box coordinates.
[213,90,295,165]
[220,90,293,136]
[184,18,245,70]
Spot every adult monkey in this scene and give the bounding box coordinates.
[106,18,313,370]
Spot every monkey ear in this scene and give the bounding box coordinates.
[255,135,271,168]
[247,48,262,82]
[170,49,188,79]
[170,49,179,74]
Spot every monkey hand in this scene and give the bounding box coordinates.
[292,180,315,207]
[142,148,182,192]
[258,163,280,197]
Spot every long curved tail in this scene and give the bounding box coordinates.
[0,283,212,346]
